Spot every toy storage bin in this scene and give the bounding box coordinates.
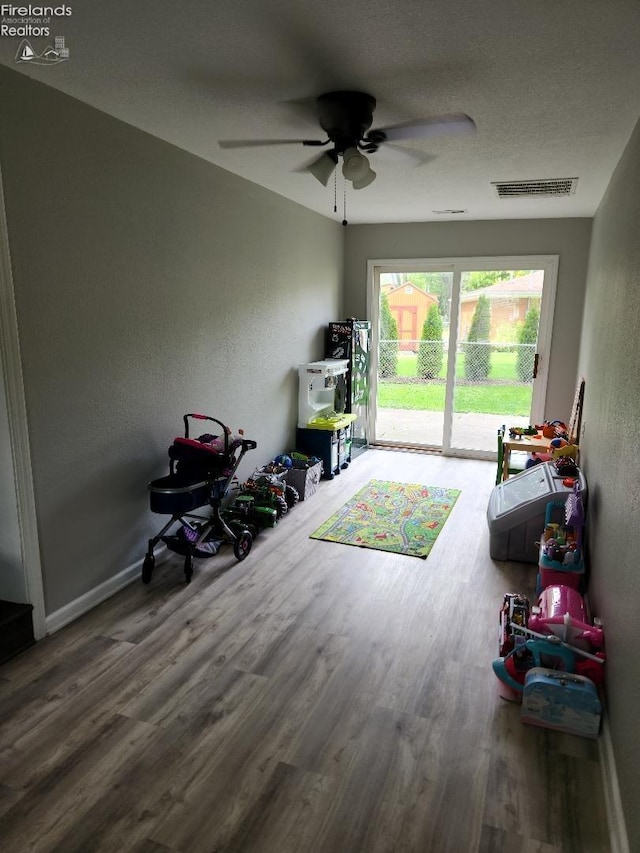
[487,463,586,563]
[296,424,352,480]
[284,461,323,500]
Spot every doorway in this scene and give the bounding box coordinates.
[0,164,46,639]
[367,256,558,458]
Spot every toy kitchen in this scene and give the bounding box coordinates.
[296,359,357,479]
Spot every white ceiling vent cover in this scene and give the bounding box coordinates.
[491,177,578,199]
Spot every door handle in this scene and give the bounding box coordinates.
[533,353,539,379]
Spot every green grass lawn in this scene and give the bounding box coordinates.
[378,382,531,416]
[381,351,531,416]
[396,350,521,381]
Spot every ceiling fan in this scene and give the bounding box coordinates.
[219,90,476,189]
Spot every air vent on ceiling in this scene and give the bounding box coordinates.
[491,177,578,199]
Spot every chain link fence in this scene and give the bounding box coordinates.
[378,340,536,383]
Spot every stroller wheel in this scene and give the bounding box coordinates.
[184,554,193,584]
[142,554,155,584]
[233,530,252,562]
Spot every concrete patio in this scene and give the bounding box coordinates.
[374,407,530,455]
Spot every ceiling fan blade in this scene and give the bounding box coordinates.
[218,138,326,149]
[381,142,438,166]
[376,113,476,142]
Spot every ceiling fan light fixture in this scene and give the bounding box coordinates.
[352,167,376,190]
[307,152,337,186]
[342,147,371,182]
[219,92,476,208]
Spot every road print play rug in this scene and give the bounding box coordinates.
[310,479,460,558]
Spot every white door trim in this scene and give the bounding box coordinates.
[442,268,462,453]
[367,255,559,452]
[0,163,46,639]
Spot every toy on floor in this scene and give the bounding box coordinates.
[493,626,605,693]
[499,593,531,656]
[521,667,602,739]
[529,585,604,653]
[289,450,323,469]
[537,485,585,592]
[492,584,605,694]
[487,461,587,564]
[540,528,581,569]
[254,470,300,509]
[493,633,574,694]
[232,471,299,523]
[221,491,277,537]
[264,451,322,472]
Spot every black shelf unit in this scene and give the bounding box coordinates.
[296,424,352,480]
[325,320,371,459]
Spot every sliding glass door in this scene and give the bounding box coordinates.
[368,257,557,457]
[375,268,453,449]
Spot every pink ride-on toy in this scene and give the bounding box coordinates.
[492,583,605,695]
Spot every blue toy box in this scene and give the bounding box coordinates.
[521,667,601,739]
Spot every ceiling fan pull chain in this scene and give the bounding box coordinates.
[333,169,337,213]
[342,181,348,227]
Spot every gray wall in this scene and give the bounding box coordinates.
[0,66,343,615]
[344,219,592,422]
[577,117,640,852]
[2,55,637,845]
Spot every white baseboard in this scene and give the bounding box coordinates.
[45,546,169,635]
[599,713,630,853]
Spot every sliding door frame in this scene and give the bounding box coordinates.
[366,254,559,458]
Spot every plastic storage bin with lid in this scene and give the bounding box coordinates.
[487,461,586,563]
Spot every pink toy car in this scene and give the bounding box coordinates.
[528,584,604,652]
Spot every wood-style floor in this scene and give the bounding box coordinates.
[0,450,610,853]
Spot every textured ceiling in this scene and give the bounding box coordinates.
[2,0,640,224]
